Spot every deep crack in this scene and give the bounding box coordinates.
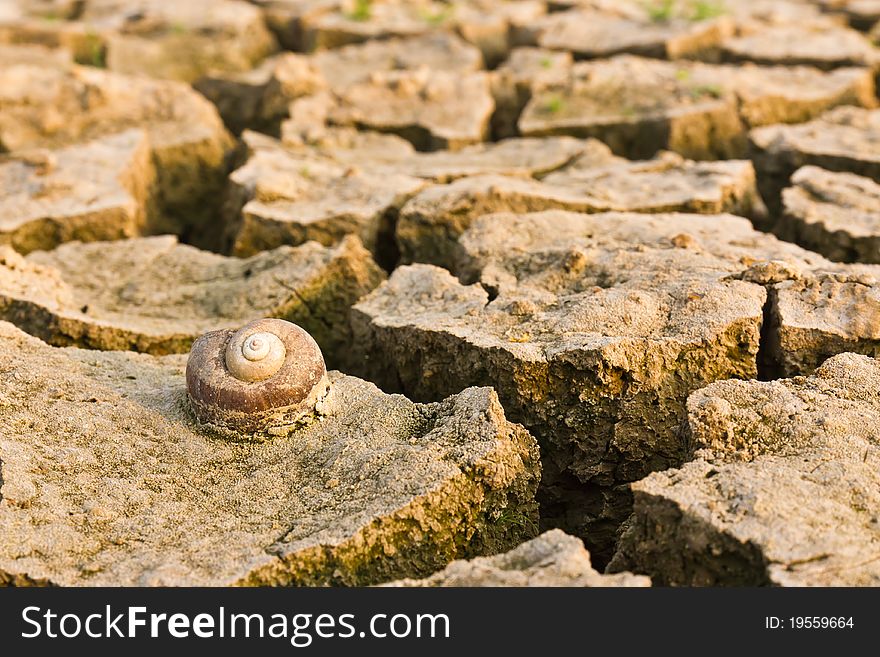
[756,285,783,381]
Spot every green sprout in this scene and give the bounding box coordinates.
[644,0,727,23]
[690,0,726,21]
[539,56,555,69]
[421,5,454,25]
[543,95,566,114]
[644,0,675,22]
[347,0,372,22]
[689,83,723,99]
[84,31,105,68]
[492,508,539,535]
[171,21,187,35]
[675,68,691,81]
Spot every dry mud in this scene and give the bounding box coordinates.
[609,353,880,586]
[0,322,539,586]
[2,0,880,587]
[349,209,880,560]
[387,529,650,587]
[0,235,383,364]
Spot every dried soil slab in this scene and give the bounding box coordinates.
[386,530,649,587]
[0,42,72,66]
[195,53,326,135]
[351,210,829,557]
[727,0,828,21]
[519,55,876,159]
[720,19,880,70]
[225,135,426,264]
[0,234,384,363]
[311,31,483,93]
[490,47,573,139]
[544,151,764,216]
[0,1,278,77]
[327,68,494,150]
[520,5,731,60]
[609,353,880,586]
[0,130,155,254]
[817,0,880,30]
[0,63,234,246]
[761,266,880,378]
[396,175,601,269]
[401,136,591,182]
[196,32,481,135]
[237,32,482,136]
[0,16,106,66]
[450,1,547,67]
[397,152,765,268]
[77,0,277,82]
[1,0,82,20]
[297,0,544,64]
[750,107,880,210]
[776,166,880,263]
[0,322,540,586]
[250,0,338,50]
[280,124,419,166]
[280,127,592,183]
[298,0,442,50]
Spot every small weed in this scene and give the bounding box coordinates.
[421,6,454,25]
[690,0,726,21]
[492,508,538,535]
[675,68,691,81]
[644,0,675,22]
[85,31,105,68]
[171,21,187,35]
[299,166,311,178]
[689,83,723,99]
[644,0,726,22]
[543,95,565,114]
[347,0,372,22]
[539,56,554,69]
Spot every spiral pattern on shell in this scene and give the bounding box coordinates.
[226,330,287,382]
[186,318,330,435]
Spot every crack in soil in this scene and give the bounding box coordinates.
[755,285,783,380]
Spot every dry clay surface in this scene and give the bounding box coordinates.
[0,235,384,364]
[0,60,234,244]
[397,147,765,268]
[519,55,877,159]
[0,0,278,82]
[0,322,540,586]
[2,0,880,588]
[775,165,880,263]
[224,130,596,262]
[196,32,482,134]
[388,529,649,587]
[610,353,880,586]
[750,106,880,210]
[0,130,156,254]
[351,209,880,558]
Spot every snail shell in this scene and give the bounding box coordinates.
[186,318,331,435]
